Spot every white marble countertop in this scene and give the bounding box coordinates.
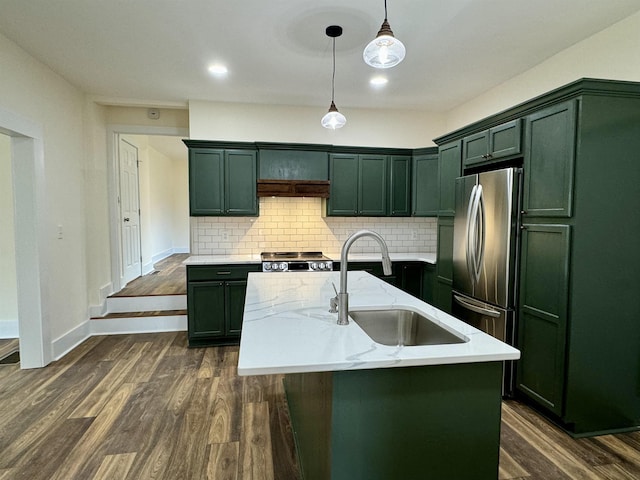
[183,252,436,265]
[183,254,262,265]
[237,271,520,376]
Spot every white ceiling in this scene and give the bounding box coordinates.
[1,0,639,114]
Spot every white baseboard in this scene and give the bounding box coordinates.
[143,248,189,275]
[90,315,187,335]
[151,248,173,265]
[142,261,155,275]
[0,319,19,339]
[52,321,91,360]
[51,314,187,361]
[87,282,113,319]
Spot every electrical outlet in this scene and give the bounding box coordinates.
[57,225,63,239]
[222,230,229,241]
[411,230,418,240]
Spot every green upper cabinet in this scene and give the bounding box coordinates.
[462,119,522,167]
[189,148,225,215]
[188,146,257,216]
[437,141,462,217]
[517,224,571,416]
[328,153,388,216]
[225,150,258,215]
[412,152,438,217]
[359,154,388,216]
[523,101,576,218]
[257,145,329,180]
[327,153,359,215]
[389,155,411,216]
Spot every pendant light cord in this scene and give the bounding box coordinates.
[384,0,388,21]
[331,37,336,102]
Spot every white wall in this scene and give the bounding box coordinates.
[189,101,446,148]
[0,133,18,338]
[83,100,110,309]
[0,31,89,344]
[445,10,640,132]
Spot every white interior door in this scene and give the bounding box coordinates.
[119,138,141,285]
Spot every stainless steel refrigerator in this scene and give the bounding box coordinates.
[451,166,521,395]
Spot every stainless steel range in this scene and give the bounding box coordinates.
[261,251,333,272]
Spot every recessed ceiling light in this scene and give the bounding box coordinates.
[370,76,388,86]
[208,64,228,76]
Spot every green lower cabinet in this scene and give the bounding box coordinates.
[186,264,260,346]
[433,280,452,313]
[285,362,503,480]
[226,280,249,335]
[398,262,423,299]
[421,263,435,304]
[516,224,571,417]
[187,281,225,339]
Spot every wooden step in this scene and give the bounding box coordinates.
[93,309,187,320]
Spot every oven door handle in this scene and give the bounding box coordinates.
[453,294,500,318]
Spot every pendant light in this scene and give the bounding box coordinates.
[321,25,347,130]
[363,0,406,69]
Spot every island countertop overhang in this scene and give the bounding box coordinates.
[237,271,520,376]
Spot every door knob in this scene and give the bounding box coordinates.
[123,217,130,222]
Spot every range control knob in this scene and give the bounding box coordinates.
[311,262,318,270]
[279,262,287,271]
[263,262,272,271]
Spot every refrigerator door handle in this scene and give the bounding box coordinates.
[465,185,478,280]
[453,294,501,318]
[474,185,485,283]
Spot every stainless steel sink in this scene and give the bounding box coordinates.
[349,308,467,346]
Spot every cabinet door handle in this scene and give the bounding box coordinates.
[216,271,232,275]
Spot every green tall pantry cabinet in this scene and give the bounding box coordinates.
[434,79,640,436]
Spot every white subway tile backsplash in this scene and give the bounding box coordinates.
[190,197,437,255]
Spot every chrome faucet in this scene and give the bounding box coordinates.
[333,230,392,325]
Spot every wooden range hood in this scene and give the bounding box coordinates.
[257,179,330,198]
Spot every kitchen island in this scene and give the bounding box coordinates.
[238,271,519,480]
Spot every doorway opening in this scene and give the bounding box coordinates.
[0,133,19,363]
[0,107,50,368]
[108,126,189,295]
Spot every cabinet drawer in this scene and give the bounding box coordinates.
[187,264,260,281]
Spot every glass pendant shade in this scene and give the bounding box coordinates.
[321,101,346,129]
[363,19,406,69]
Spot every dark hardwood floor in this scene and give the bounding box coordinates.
[111,254,188,297]
[1,332,638,479]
